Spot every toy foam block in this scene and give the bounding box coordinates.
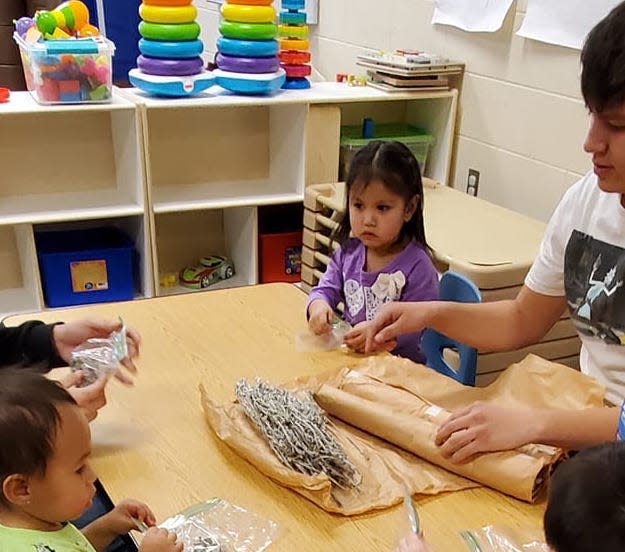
[58,80,80,93]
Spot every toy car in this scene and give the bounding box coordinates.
[179,255,235,289]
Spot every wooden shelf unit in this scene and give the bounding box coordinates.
[1,84,458,315]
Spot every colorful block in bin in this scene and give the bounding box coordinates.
[14,33,114,104]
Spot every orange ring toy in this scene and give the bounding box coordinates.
[279,50,311,64]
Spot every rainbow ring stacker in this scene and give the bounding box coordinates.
[129,69,216,96]
[213,68,286,95]
[139,38,203,59]
[139,4,197,24]
[139,21,200,41]
[216,36,278,58]
[219,20,277,40]
[221,4,275,23]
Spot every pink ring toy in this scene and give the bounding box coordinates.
[216,53,279,74]
[281,63,311,78]
[137,55,204,76]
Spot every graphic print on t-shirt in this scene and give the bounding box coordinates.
[565,230,625,345]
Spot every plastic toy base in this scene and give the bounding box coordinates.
[282,77,310,90]
[129,68,215,97]
[213,68,286,95]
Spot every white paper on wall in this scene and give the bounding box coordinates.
[517,0,622,50]
[431,0,515,32]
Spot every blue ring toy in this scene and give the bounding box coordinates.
[214,68,285,95]
[139,38,204,59]
[282,77,311,90]
[279,11,306,24]
[282,0,305,9]
[216,37,278,58]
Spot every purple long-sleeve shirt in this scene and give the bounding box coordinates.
[307,238,439,364]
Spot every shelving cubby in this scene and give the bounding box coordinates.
[0,92,148,318]
[153,207,257,297]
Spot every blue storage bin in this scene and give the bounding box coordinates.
[36,227,135,308]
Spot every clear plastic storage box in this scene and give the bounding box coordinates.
[339,123,435,180]
[14,33,115,104]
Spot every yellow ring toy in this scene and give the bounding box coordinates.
[278,24,308,40]
[278,38,309,51]
[227,0,273,5]
[221,4,275,24]
[139,4,197,24]
[142,0,192,5]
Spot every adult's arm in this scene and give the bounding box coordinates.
[367,285,567,354]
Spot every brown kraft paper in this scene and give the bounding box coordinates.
[201,354,605,514]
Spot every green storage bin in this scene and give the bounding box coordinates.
[339,123,435,180]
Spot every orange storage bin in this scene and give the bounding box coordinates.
[259,231,302,283]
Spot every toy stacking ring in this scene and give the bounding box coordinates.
[282,63,311,78]
[139,4,197,24]
[278,37,309,51]
[216,37,278,57]
[221,4,275,23]
[219,20,277,40]
[216,53,279,74]
[139,21,200,41]
[282,0,305,8]
[279,50,311,64]
[278,24,308,39]
[137,55,204,76]
[279,11,306,25]
[139,38,203,59]
[143,0,192,5]
[226,0,273,5]
[0,87,10,103]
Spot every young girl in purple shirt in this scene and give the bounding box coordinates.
[307,140,439,364]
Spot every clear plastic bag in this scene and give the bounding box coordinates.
[295,317,352,352]
[460,525,549,552]
[69,319,128,387]
[159,499,279,552]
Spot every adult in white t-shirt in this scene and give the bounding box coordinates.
[365,3,625,463]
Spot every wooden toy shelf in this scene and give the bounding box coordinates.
[1,84,458,315]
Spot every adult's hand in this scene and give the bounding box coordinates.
[435,402,537,463]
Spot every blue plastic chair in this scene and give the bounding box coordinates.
[421,271,481,386]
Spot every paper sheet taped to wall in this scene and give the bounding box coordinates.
[432,0,515,32]
[517,0,622,50]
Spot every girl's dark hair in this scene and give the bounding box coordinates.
[544,441,625,552]
[581,2,625,112]
[334,140,429,249]
[0,369,75,504]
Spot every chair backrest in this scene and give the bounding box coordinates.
[421,271,481,386]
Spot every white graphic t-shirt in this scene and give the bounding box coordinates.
[526,171,625,404]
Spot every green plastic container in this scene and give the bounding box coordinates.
[339,123,435,180]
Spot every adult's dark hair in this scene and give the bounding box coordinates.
[0,368,75,504]
[581,2,625,111]
[334,140,429,250]
[544,441,625,552]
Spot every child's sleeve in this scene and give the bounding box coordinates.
[401,252,439,303]
[306,248,345,315]
[0,321,65,369]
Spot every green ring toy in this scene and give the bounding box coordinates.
[138,21,200,41]
[219,20,277,40]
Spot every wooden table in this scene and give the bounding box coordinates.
[5,283,545,551]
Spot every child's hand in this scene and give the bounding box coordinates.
[106,499,157,535]
[392,532,434,552]
[308,300,334,335]
[139,527,184,552]
[343,321,370,353]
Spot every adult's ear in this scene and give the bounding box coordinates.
[2,474,31,506]
[404,194,419,221]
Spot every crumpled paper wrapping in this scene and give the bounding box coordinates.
[201,354,604,514]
